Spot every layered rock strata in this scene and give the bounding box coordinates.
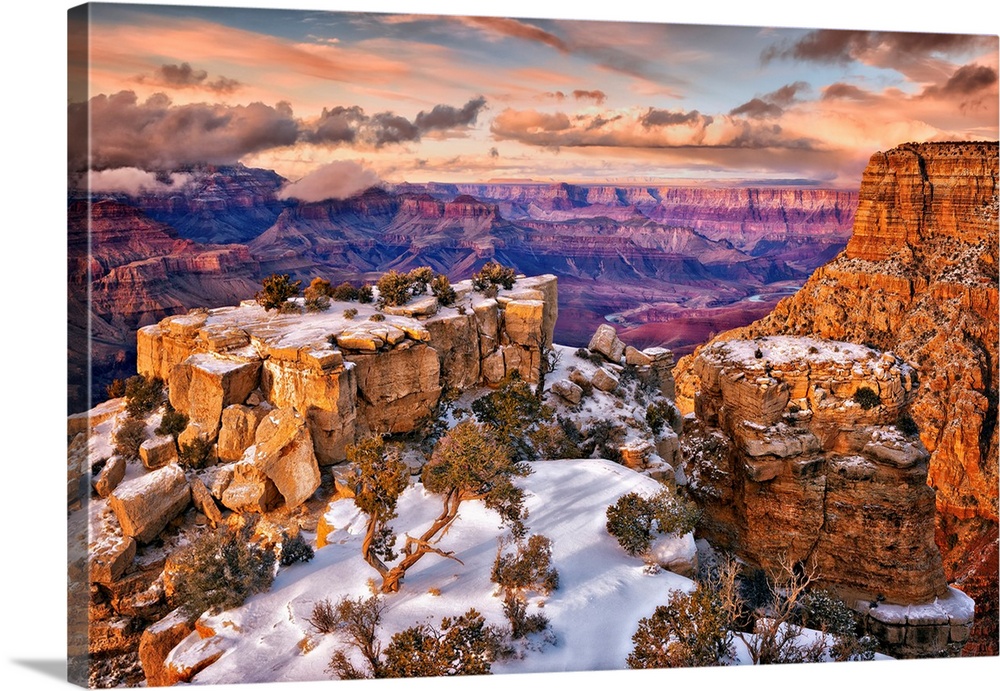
[681,336,972,656]
[675,140,998,654]
[137,275,558,465]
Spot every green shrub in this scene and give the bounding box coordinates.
[279,532,315,566]
[178,436,214,469]
[853,386,881,410]
[472,371,550,462]
[376,270,415,307]
[585,418,626,462]
[155,405,188,441]
[380,609,504,678]
[574,348,590,360]
[113,417,147,460]
[171,521,276,617]
[430,274,457,306]
[407,266,434,295]
[305,294,331,312]
[124,374,164,418]
[358,284,374,304]
[331,281,360,302]
[369,313,386,322]
[343,308,358,319]
[502,592,549,640]
[606,490,699,556]
[106,378,127,399]
[279,300,303,314]
[256,273,301,311]
[491,534,559,596]
[627,585,733,668]
[646,400,679,435]
[472,261,517,293]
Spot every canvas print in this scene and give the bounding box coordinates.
[66,2,999,688]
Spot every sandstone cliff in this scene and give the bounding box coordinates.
[675,140,999,654]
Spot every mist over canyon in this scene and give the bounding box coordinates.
[68,167,857,413]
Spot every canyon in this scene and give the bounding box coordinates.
[69,171,857,412]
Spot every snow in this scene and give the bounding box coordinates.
[862,587,975,627]
[184,460,697,684]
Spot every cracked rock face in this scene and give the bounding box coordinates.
[683,336,947,606]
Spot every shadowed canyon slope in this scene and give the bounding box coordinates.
[676,141,1000,655]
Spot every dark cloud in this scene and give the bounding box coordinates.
[69,90,299,171]
[307,105,365,145]
[414,96,487,131]
[730,82,808,119]
[822,82,875,101]
[936,63,998,96]
[368,112,420,146]
[573,89,607,104]
[586,114,621,131]
[640,108,711,128]
[138,62,243,94]
[763,29,990,65]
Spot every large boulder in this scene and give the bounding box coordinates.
[190,476,224,526]
[588,324,625,364]
[250,408,322,509]
[169,354,261,438]
[217,404,268,462]
[139,608,195,687]
[109,464,191,544]
[93,456,126,498]
[90,536,136,585]
[592,367,620,392]
[221,462,281,513]
[503,299,545,347]
[140,435,178,470]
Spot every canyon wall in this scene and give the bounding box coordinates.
[676,140,999,654]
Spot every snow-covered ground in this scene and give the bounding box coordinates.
[180,459,697,684]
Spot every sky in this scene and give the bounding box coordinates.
[68,1,999,190]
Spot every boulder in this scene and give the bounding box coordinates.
[109,464,191,544]
[620,440,654,470]
[93,456,126,498]
[481,350,506,385]
[190,476,224,526]
[221,462,281,513]
[161,633,227,686]
[624,346,653,367]
[551,379,583,405]
[381,294,439,317]
[588,324,625,363]
[648,532,698,578]
[140,435,178,470]
[90,536,136,585]
[591,367,620,392]
[139,609,195,688]
[251,408,322,509]
[569,369,591,389]
[217,404,267,462]
[169,353,261,437]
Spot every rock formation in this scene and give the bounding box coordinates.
[675,141,998,654]
[682,336,973,656]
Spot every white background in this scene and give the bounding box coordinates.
[1,0,997,689]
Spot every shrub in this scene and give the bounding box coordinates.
[332,281,360,302]
[502,593,549,640]
[380,609,503,678]
[574,348,590,360]
[171,521,276,617]
[325,596,386,679]
[106,378,127,399]
[124,374,164,418]
[357,284,374,304]
[155,405,188,441]
[343,308,358,319]
[472,261,517,293]
[256,273,301,311]
[606,490,699,557]
[407,266,434,295]
[369,313,386,322]
[305,294,331,313]
[279,300,303,315]
[376,271,414,307]
[178,436,214,469]
[627,585,733,668]
[585,418,626,462]
[280,532,315,566]
[430,274,457,306]
[491,534,559,596]
[896,412,919,435]
[528,420,581,459]
[305,277,333,300]
[113,418,147,460]
[308,598,338,634]
[646,400,679,435]
[472,371,550,462]
[853,386,881,410]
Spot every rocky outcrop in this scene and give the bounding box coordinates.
[109,464,192,544]
[675,141,998,654]
[682,335,969,655]
[138,609,196,687]
[137,275,558,465]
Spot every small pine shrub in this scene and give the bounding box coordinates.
[376,271,414,307]
[279,532,315,566]
[332,281,360,302]
[502,593,550,639]
[369,313,386,322]
[343,308,358,319]
[279,300,303,315]
[853,386,881,410]
[357,284,374,304]
[380,609,503,678]
[606,490,699,556]
[305,277,333,300]
[256,273,301,311]
[896,413,919,435]
[156,405,188,441]
[124,374,164,418]
[113,417,147,460]
[305,294,331,312]
[106,378,127,399]
[627,585,733,668]
[646,400,678,435]
[430,274,457,306]
[472,261,517,293]
[171,521,277,617]
[308,598,338,634]
[574,348,590,360]
[178,436,214,469]
[491,534,559,596]
[407,267,434,295]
